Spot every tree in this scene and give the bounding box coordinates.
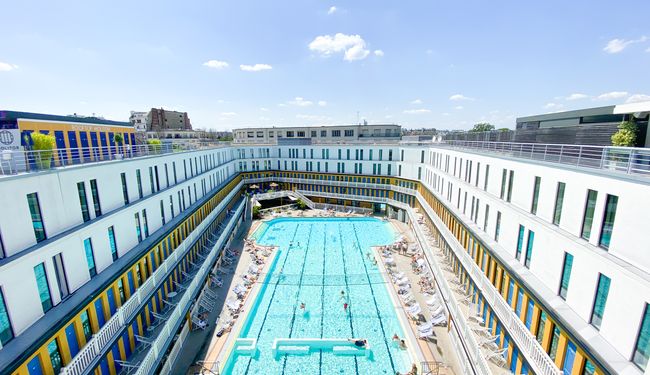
[469,123,495,132]
[31,132,56,170]
[252,205,261,219]
[296,199,307,210]
[113,133,124,145]
[611,120,637,147]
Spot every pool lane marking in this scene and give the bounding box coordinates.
[351,223,397,373]
[243,223,301,375]
[281,224,314,374]
[319,226,326,375]
[338,223,360,375]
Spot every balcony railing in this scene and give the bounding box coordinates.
[439,141,650,177]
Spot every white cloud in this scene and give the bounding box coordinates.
[374,49,384,57]
[318,100,327,107]
[260,107,269,111]
[626,94,650,103]
[603,36,647,54]
[240,63,272,72]
[566,93,589,101]
[403,109,431,114]
[410,99,422,105]
[449,94,475,101]
[544,102,564,110]
[595,91,629,100]
[289,97,313,107]
[454,105,464,110]
[308,33,372,61]
[0,61,18,71]
[327,6,337,15]
[202,60,229,69]
[220,112,237,116]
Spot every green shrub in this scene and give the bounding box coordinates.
[31,133,56,170]
[252,205,261,219]
[296,199,307,210]
[113,133,124,145]
[611,120,637,147]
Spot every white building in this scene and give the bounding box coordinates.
[233,124,402,144]
[0,140,649,375]
[128,111,148,132]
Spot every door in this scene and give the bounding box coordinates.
[108,132,115,156]
[79,131,90,161]
[107,288,117,315]
[54,131,67,164]
[100,132,108,158]
[563,341,577,375]
[52,253,69,299]
[65,323,80,357]
[94,298,106,328]
[510,346,518,373]
[90,132,100,160]
[67,131,79,163]
[27,356,43,375]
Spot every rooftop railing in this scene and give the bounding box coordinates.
[439,141,650,177]
[0,143,223,176]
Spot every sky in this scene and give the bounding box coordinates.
[1,0,649,131]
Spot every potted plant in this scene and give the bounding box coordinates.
[147,138,162,154]
[113,133,124,159]
[252,205,261,219]
[608,120,637,169]
[31,132,56,170]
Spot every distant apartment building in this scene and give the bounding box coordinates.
[128,111,148,132]
[146,108,192,132]
[233,124,401,144]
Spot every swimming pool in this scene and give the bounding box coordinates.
[222,217,414,374]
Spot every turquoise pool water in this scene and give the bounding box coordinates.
[223,217,413,374]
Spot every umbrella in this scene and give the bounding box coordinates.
[269,182,279,188]
[249,184,259,189]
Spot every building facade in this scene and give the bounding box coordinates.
[0,140,649,375]
[145,109,192,132]
[233,124,402,144]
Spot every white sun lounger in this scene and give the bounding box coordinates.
[425,295,439,307]
[384,257,396,266]
[418,326,435,339]
[396,277,410,286]
[226,299,241,313]
[407,303,422,318]
[430,304,444,317]
[418,322,433,332]
[431,313,447,326]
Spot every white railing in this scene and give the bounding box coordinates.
[440,141,650,177]
[59,182,243,375]
[289,190,315,209]
[158,320,190,375]
[414,191,562,375]
[311,202,372,214]
[135,201,245,374]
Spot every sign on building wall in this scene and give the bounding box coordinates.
[0,129,21,151]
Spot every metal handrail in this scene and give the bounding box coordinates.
[439,140,650,177]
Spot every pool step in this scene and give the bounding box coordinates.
[271,338,371,357]
[234,338,258,355]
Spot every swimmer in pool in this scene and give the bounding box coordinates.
[348,338,367,348]
[300,302,305,310]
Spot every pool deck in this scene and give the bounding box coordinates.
[177,208,468,374]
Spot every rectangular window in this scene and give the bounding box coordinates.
[80,309,92,342]
[332,130,341,137]
[506,170,514,202]
[531,176,541,214]
[536,311,547,345]
[516,225,525,260]
[77,182,90,222]
[581,190,598,240]
[160,200,166,225]
[120,172,129,205]
[89,179,101,217]
[149,167,155,193]
[108,226,118,261]
[0,231,4,258]
[0,288,14,345]
[500,169,507,199]
[484,165,489,191]
[135,212,142,242]
[590,273,610,329]
[495,211,501,241]
[549,325,561,360]
[34,262,53,312]
[553,182,566,225]
[633,303,650,370]
[559,252,573,299]
[173,161,178,184]
[599,194,618,249]
[27,192,46,242]
[142,209,149,237]
[169,195,175,218]
[483,204,490,231]
[525,230,534,268]
[52,253,69,299]
[48,339,63,374]
[84,238,96,277]
[136,169,143,198]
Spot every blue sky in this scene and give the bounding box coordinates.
[1,0,649,131]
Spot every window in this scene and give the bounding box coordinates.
[516,225,525,260]
[135,212,142,242]
[483,204,490,231]
[321,130,326,137]
[108,226,118,261]
[536,311,547,345]
[142,209,149,237]
[332,130,341,137]
[88,179,102,217]
[506,170,514,202]
[590,273,610,329]
[345,129,354,136]
[559,252,573,299]
[484,165,489,190]
[633,303,650,370]
[0,288,14,345]
[169,195,174,218]
[173,161,178,184]
[500,169,507,199]
[34,262,53,312]
[494,211,501,241]
[549,325,561,360]
[77,182,90,222]
[553,182,565,225]
[599,194,618,249]
[27,193,46,242]
[120,173,129,205]
[160,200,166,225]
[0,231,4,258]
[297,131,305,137]
[136,169,143,198]
[531,176,541,214]
[149,166,155,193]
[581,190,598,240]
[47,339,63,374]
[52,253,69,299]
[286,131,294,137]
[524,230,534,268]
[84,238,96,277]
[80,309,92,341]
[311,131,317,137]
